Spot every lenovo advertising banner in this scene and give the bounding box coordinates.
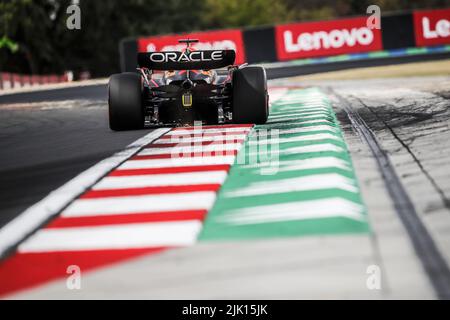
[138,29,246,65]
[275,17,383,61]
[413,8,450,47]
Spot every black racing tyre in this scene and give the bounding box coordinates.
[232,66,269,124]
[108,72,144,131]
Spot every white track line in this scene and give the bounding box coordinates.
[266,119,334,126]
[166,127,251,135]
[93,171,228,190]
[218,198,365,225]
[282,143,345,154]
[268,87,289,104]
[241,157,351,171]
[252,125,339,136]
[18,220,202,253]
[0,128,170,257]
[271,106,330,113]
[155,134,247,143]
[138,143,242,156]
[119,155,237,169]
[61,191,217,217]
[267,114,333,123]
[224,173,359,197]
[268,111,331,119]
[246,143,345,157]
[247,133,342,145]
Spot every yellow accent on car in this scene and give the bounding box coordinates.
[182,92,192,107]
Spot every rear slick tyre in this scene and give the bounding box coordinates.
[232,66,269,124]
[108,72,144,131]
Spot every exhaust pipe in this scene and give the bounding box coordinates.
[182,79,194,90]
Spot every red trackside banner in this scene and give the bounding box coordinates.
[413,8,450,47]
[138,29,246,65]
[275,17,383,61]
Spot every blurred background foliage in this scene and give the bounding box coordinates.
[1,0,449,77]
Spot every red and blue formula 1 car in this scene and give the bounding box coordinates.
[108,39,269,130]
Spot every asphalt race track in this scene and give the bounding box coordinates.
[0,61,450,299]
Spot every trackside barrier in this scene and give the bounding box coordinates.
[0,72,73,91]
[274,16,383,61]
[120,7,450,72]
[413,8,450,47]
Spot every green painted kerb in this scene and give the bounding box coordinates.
[200,88,369,241]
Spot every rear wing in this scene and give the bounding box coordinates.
[137,50,236,70]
